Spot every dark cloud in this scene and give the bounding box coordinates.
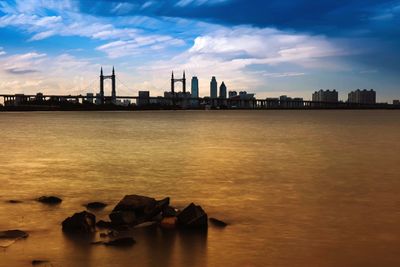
[6,68,39,75]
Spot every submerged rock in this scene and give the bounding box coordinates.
[104,237,136,247]
[31,260,50,266]
[37,196,62,204]
[85,202,107,210]
[177,203,208,229]
[7,200,23,204]
[62,211,96,234]
[0,230,29,239]
[209,217,228,227]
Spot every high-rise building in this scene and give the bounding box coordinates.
[312,89,338,102]
[228,91,238,98]
[210,76,218,98]
[219,82,227,99]
[348,89,376,104]
[191,76,199,98]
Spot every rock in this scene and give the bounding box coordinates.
[96,220,113,229]
[0,230,29,239]
[104,237,135,247]
[110,195,167,226]
[209,217,228,227]
[177,203,208,229]
[62,211,96,234]
[37,196,62,204]
[162,206,177,217]
[85,202,107,210]
[160,217,177,229]
[99,233,108,238]
[7,200,22,204]
[31,260,49,265]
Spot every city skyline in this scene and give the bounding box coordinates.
[0,0,400,101]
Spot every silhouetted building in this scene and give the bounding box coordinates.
[210,76,218,98]
[228,91,237,98]
[86,93,94,104]
[393,100,400,105]
[312,89,338,102]
[348,89,376,104]
[138,91,150,106]
[191,76,199,98]
[219,82,227,99]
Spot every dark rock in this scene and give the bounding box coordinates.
[31,260,49,265]
[209,217,228,227]
[96,220,113,229]
[177,203,208,229]
[62,211,96,234]
[37,196,62,204]
[162,206,177,217]
[109,195,159,225]
[0,230,29,239]
[104,237,135,247]
[85,202,107,210]
[7,200,22,204]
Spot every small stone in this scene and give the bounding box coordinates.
[160,217,177,229]
[104,237,135,247]
[85,202,107,210]
[62,211,96,234]
[209,217,228,227]
[37,196,62,204]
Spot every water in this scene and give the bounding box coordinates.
[0,110,399,267]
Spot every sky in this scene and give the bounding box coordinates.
[0,0,399,101]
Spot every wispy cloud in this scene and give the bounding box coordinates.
[175,0,230,7]
[0,47,6,56]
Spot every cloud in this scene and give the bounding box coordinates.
[6,68,39,74]
[0,47,6,56]
[175,0,230,7]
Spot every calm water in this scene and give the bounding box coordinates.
[0,110,399,267]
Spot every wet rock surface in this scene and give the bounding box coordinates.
[6,200,23,204]
[37,196,62,204]
[62,211,96,234]
[31,260,50,266]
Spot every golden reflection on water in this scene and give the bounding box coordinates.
[0,110,400,267]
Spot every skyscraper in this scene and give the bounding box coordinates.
[219,82,227,99]
[210,76,218,98]
[191,76,199,98]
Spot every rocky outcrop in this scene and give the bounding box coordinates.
[37,196,62,204]
[62,211,96,234]
[96,220,113,229]
[109,195,170,226]
[160,217,177,229]
[177,203,208,229]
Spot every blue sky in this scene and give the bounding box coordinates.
[0,0,399,101]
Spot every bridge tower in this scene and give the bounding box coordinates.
[99,67,116,104]
[171,71,186,94]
